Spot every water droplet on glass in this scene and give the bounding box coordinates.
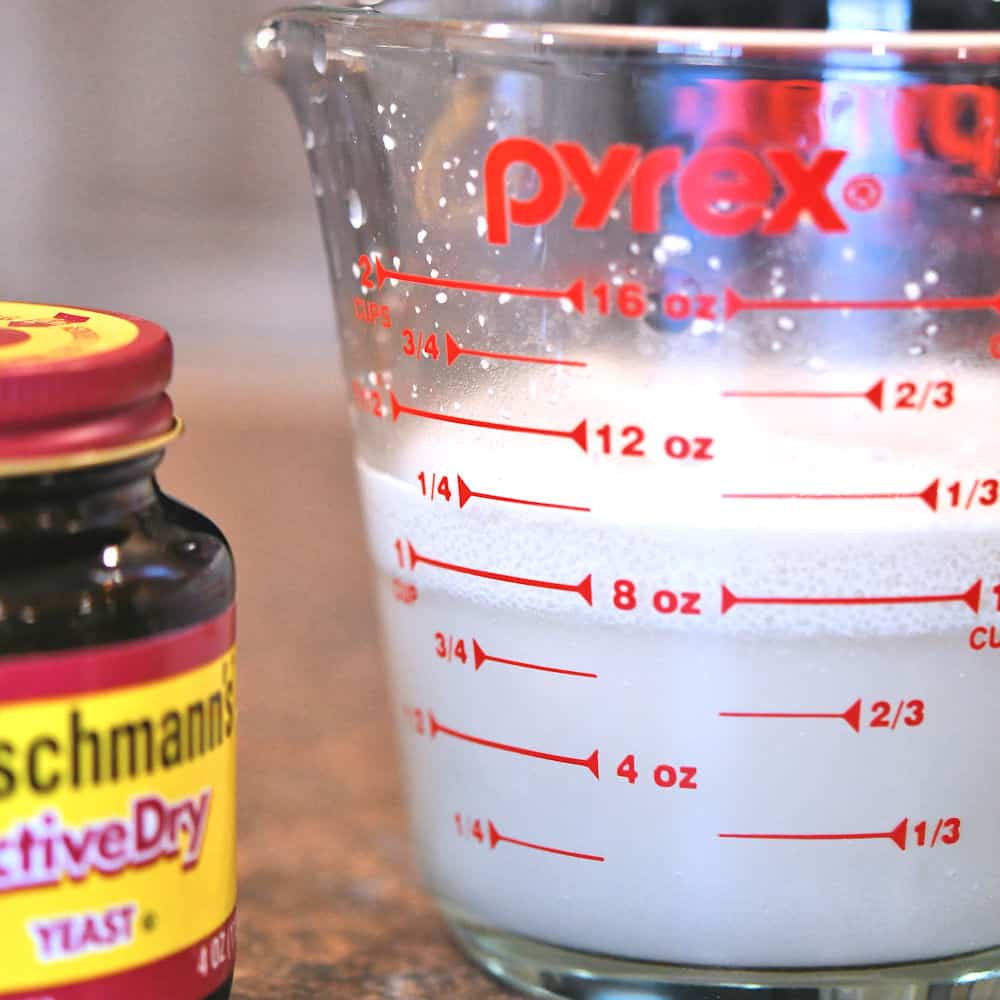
[480,359,491,370]
[498,293,512,305]
[771,339,783,352]
[658,234,692,261]
[486,120,497,131]
[561,298,574,314]
[478,314,487,327]
[771,283,786,298]
[443,160,453,171]
[436,292,448,304]
[469,168,480,179]
[256,26,278,51]
[924,269,939,285]
[904,281,921,300]
[303,129,316,151]
[771,266,785,279]
[909,343,926,356]
[313,179,324,198]
[382,135,396,151]
[971,205,984,219]
[708,256,722,271]
[841,246,856,262]
[925,322,939,337]
[312,40,328,75]
[534,231,544,246]
[377,103,385,115]
[466,182,477,197]
[777,315,796,332]
[476,216,488,238]
[438,197,448,208]
[807,356,827,372]
[390,102,398,114]
[348,190,365,229]
[417,229,427,244]
[430,269,440,278]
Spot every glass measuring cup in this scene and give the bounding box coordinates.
[248,5,1000,997]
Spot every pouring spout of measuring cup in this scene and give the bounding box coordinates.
[245,6,403,307]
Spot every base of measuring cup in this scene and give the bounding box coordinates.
[441,901,1000,1000]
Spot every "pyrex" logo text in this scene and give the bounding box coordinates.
[484,138,871,245]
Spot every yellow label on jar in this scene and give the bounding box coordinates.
[0,612,237,999]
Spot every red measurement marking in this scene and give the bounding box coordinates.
[966,479,981,511]
[720,698,862,733]
[720,818,908,851]
[457,475,590,513]
[407,540,593,605]
[723,379,884,411]
[890,701,904,730]
[389,391,588,452]
[722,479,939,512]
[488,821,605,862]
[429,712,600,778]
[445,332,586,369]
[725,287,1000,320]
[473,639,597,680]
[375,257,586,313]
[721,579,981,615]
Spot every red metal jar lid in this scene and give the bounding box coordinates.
[0,302,179,475]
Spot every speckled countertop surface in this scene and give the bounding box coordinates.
[167,398,519,1000]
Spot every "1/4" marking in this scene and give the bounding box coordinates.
[417,471,590,513]
[454,814,605,863]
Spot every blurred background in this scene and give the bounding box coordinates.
[0,0,337,406]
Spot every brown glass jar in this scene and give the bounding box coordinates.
[0,303,236,1000]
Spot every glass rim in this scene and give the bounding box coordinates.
[262,4,1000,63]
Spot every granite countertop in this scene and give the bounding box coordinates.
[167,397,519,1000]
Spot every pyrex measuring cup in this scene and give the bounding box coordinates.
[249,5,1000,997]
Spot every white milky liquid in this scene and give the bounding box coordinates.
[357,367,1000,969]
